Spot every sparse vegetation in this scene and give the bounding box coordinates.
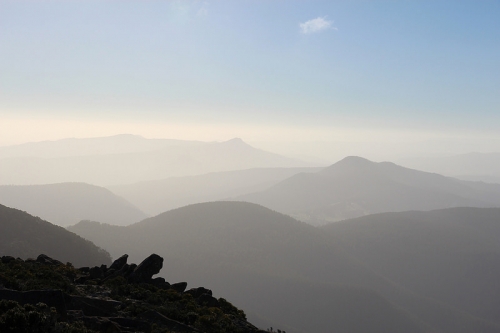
[0,254,265,333]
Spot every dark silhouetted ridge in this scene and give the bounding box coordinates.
[0,203,111,267]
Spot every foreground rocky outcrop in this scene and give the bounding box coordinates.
[0,254,267,333]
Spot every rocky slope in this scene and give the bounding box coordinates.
[0,253,267,333]
[69,202,500,333]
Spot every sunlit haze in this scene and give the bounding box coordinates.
[1,0,499,162]
[2,2,500,332]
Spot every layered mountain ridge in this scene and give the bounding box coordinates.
[0,135,312,186]
[236,156,500,224]
[69,201,500,333]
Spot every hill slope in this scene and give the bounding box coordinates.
[0,135,312,186]
[236,156,500,224]
[0,182,148,226]
[69,202,500,333]
[109,167,321,215]
[0,203,111,266]
[320,207,500,325]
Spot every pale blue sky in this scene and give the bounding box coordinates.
[0,0,499,157]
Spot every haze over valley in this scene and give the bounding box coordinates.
[1,1,500,332]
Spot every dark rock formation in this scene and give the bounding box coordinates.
[36,254,63,266]
[186,287,212,299]
[0,253,269,333]
[171,282,188,293]
[109,254,128,271]
[128,253,163,283]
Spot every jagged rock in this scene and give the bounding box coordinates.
[100,263,136,284]
[0,253,265,333]
[153,277,165,284]
[186,287,212,299]
[124,263,136,277]
[128,254,163,283]
[36,254,63,266]
[109,254,128,271]
[104,268,116,277]
[171,282,188,293]
[151,277,171,290]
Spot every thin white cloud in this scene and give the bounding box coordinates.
[300,17,336,34]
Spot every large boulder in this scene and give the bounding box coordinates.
[128,254,163,283]
[109,254,128,271]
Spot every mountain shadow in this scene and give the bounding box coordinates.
[235,156,500,224]
[0,203,111,267]
[69,202,500,333]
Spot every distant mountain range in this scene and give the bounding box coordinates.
[68,202,500,333]
[235,156,500,224]
[0,203,111,266]
[0,182,147,226]
[398,152,500,183]
[109,167,321,216]
[0,135,313,186]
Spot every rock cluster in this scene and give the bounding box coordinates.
[0,253,267,333]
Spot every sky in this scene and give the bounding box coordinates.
[1,0,499,161]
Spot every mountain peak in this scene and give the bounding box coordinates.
[224,137,246,144]
[320,156,376,175]
[219,137,254,149]
[337,156,374,165]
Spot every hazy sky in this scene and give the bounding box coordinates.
[1,0,499,159]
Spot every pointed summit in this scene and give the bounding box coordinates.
[222,137,248,146]
[320,156,378,176]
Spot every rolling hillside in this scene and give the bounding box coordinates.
[320,207,500,325]
[0,182,147,226]
[68,202,500,333]
[0,203,111,266]
[236,156,500,224]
